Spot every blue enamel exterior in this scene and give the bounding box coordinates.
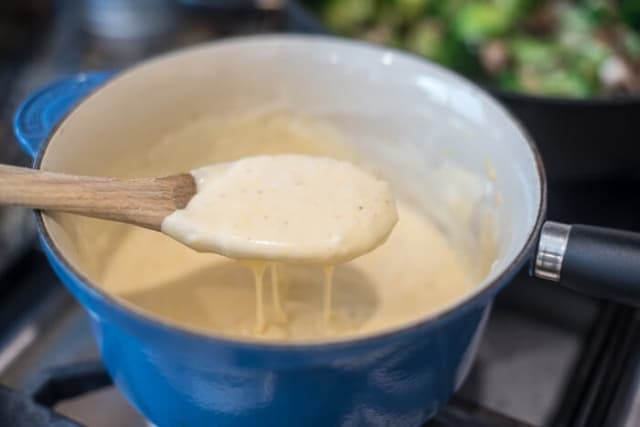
[16,72,526,427]
[13,72,115,158]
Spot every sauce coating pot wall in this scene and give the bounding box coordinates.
[13,36,546,426]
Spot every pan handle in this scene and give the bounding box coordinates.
[13,71,115,160]
[534,221,640,306]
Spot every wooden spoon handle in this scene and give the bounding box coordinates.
[0,164,196,230]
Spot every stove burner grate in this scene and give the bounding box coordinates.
[0,360,534,427]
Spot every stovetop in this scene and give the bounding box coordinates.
[1,1,640,427]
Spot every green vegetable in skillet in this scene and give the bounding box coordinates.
[453,3,515,43]
[406,19,479,74]
[621,0,640,30]
[405,19,444,58]
[391,0,429,21]
[322,0,376,34]
[313,0,640,97]
[623,28,640,58]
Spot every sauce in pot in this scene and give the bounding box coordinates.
[98,109,485,341]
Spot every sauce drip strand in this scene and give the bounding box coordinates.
[323,266,335,324]
[247,262,335,333]
[270,263,286,322]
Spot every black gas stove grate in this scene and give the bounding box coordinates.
[0,362,108,427]
[552,303,640,427]
[0,360,534,427]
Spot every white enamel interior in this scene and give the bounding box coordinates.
[39,35,543,332]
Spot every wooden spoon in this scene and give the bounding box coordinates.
[0,164,196,230]
[0,157,398,264]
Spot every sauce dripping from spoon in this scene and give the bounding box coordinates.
[162,155,398,332]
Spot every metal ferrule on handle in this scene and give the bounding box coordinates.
[535,220,640,307]
[535,222,571,282]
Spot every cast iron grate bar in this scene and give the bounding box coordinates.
[602,309,640,426]
[429,397,536,427]
[0,383,81,427]
[583,307,640,427]
[551,302,613,426]
[552,302,639,427]
[28,361,111,408]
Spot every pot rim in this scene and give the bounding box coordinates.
[33,34,548,350]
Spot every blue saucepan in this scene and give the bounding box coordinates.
[12,35,639,427]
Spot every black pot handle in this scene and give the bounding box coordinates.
[534,221,640,306]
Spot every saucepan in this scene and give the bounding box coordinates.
[11,35,640,426]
